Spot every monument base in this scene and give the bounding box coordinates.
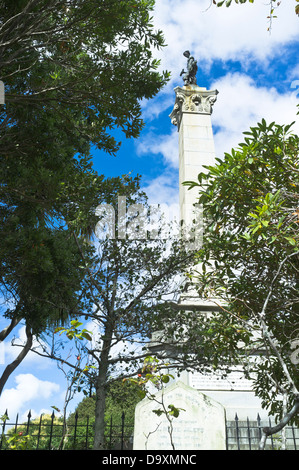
[133,381,226,450]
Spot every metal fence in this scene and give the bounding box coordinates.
[226,414,299,450]
[0,409,133,450]
[1,409,298,450]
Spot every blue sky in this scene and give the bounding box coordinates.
[1,0,298,422]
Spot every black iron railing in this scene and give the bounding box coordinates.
[1,409,298,450]
[226,414,299,450]
[0,409,133,450]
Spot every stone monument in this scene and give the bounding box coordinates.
[133,381,226,450]
[168,52,267,421]
[133,52,268,451]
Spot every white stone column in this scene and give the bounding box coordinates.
[168,86,268,422]
[169,84,219,308]
[169,84,218,229]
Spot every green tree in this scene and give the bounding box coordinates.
[0,0,168,155]
[0,0,168,395]
[184,120,299,447]
[2,412,64,450]
[36,174,195,450]
[215,0,298,16]
[214,0,299,27]
[105,380,142,429]
[67,381,141,450]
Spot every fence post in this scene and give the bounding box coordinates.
[291,425,297,450]
[225,417,228,450]
[48,410,55,450]
[121,412,125,451]
[36,413,43,450]
[26,410,31,435]
[14,413,19,434]
[73,411,78,449]
[109,415,113,450]
[85,416,90,450]
[246,417,251,450]
[235,413,240,450]
[257,413,262,441]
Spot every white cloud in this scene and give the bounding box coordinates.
[140,71,298,180]
[290,64,299,82]
[137,0,299,195]
[210,72,299,157]
[140,69,299,213]
[153,0,298,73]
[145,176,178,208]
[0,374,60,420]
[141,93,174,121]
[136,127,179,168]
[141,0,299,122]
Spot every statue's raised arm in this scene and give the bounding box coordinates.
[180,50,198,85]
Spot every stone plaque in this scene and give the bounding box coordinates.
[133,381,226,450]
[189,368,253,391]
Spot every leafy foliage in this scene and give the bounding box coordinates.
[0,0,168,393]
[43,174,195,449]
[214,0,299,27]
[0,0,169,154]
[184,120,299,424]
[215,0,298,14]
[54,319,93,342]
[125,356,185,450]
[1,413,63,450]
[0,0,168,330]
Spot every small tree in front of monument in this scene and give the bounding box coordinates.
[125,355,185,450]
[82,176,196,450]
[35,174,197,450]
[184,120,299,448]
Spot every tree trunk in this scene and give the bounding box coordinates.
[0,314,21,342]
[92,325,113,450]
[93,373,108,450]
[0,323,33,396]
[259,396,299,450]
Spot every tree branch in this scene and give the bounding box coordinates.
[259,396,299,450]
[0,313,21,342]
[0,323,33,396]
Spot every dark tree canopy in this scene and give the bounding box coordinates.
[0,0,169,394]
[184,120,299,428]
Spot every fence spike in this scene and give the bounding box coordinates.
[14,413,19,433]
[26,410,32,434]
[234,413,240,450]
[257,413,261,425]
[246,417,252,450]
[2,410,298,451]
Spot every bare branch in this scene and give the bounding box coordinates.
[259,397,299,450]
[0,324,33,396]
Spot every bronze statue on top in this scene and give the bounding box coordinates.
[180,51,198,85]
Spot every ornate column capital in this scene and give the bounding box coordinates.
[169,85,218,129]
